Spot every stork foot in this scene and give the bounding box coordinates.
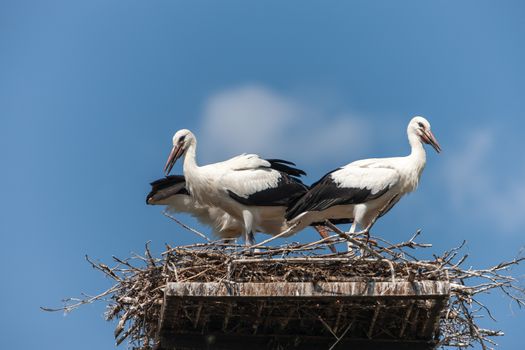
[244,230,256,245]
[351,229,371,244]
[244,231,260,254]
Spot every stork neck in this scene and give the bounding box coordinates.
[407,132,426,170]
[183,141,199,174]
[182,139,211,206]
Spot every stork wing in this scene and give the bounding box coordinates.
[227,175,308,207]
[213,156,307,207]
[265,158,306,177]
[220,154,271,171]
[218,155,306,177]
[286,165,400,219]
[146,175,188,204]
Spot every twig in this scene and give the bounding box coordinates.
[162,210,211,242]
[41,225,525,350]
[324,221,384,259]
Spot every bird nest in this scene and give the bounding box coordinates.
[43,222,525,350]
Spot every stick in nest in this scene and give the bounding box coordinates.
[41,226,525,350]
[162,209,211,242]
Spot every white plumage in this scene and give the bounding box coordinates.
[146,175,244,240]
[146,174,336,251]
[163,129,309,246]
[286,116,441,244]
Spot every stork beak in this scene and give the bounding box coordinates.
[422,130,442,153]
[163,143,185,175]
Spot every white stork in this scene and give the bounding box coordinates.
[147,174,338,252]
[162,129,311,246]
[147,174,338,251]
[285,116,441,246]
[146,175,244,240]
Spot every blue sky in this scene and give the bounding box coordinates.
[1,1,525,349]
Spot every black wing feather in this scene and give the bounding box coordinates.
[265,158,306,178]
[146,175,189,204]
[265,158,296,166]
[228,174,308,207]
[285,170,390,220]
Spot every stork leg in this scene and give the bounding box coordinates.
[347,221,358,235]
[242,210,256,246]
[354,194,400,244]
[346,221,358,252]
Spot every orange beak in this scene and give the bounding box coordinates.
[163,143,185,175]
[422,129,442,153]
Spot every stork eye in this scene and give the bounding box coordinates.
[417,122,424,128]
[179,135,186,143]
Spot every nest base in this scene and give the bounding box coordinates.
[157,281,449,350]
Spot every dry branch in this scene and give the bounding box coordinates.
[43,228,524,350]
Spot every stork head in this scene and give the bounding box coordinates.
[408,116,441,153]
[164,129,194,175]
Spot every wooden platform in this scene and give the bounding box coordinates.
[156,281,450,350]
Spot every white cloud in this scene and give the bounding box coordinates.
[445,129,493,205]
[443,129,525,232]
[198,85,370,166]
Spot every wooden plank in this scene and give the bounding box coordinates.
[422,297,447,338]
[165,281,450,299]
[399,301,415,338]
[158,333,437,350]
[367,304,381,338]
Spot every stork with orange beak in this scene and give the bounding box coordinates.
[285,116,442,249]
[162,132,310,247]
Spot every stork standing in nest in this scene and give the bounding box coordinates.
[163,130,311,247]
[285,116,441,249]
[146,174,337,252]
